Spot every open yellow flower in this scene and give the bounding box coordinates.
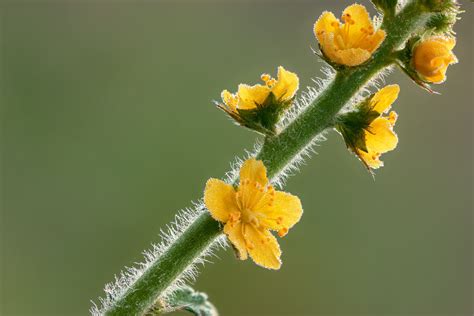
[356,85,399,169]
[337,85,399,170]
[221,66,299,112]
[412,36,457,83]
[314,4,386,66]
[204,158,303,269]
[218,66,299,135]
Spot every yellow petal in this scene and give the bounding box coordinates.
[271,66,299,101]
[224,221,248,260]
[204,178,239,223]
[413,37,457,84]
[370,84,400,114]
[244,225,281,270]
[360,29,386,52]
[256,191,303,235]
[314,11,340,44]
[221,90,237,111]
[365,117,398,154]
[239,158,268,187]
[317,32,341,63]
[434,36,456,50]
[342,4,373,44]
[334,47,371,66]
[357,149,383,169]
[424,70,446,83]
[237,84,271,110]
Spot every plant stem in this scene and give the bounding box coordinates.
[103,2,430,315]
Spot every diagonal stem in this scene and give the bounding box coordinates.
[103,2,431,315]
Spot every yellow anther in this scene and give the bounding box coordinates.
[278,227,289,237]
[388,111,398,125]
[261,73,271,83]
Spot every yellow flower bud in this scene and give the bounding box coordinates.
[412,36,457,83]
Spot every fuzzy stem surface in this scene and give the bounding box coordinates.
[104,2,430,315]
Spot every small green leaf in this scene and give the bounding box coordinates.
[148,286,218,316]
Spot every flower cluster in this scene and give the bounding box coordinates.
[206,1,460,269]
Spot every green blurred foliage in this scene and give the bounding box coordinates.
[1,1,472,315]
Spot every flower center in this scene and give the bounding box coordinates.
[241,208,260,226]
[331,13,374,50]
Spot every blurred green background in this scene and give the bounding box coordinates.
[1,1,472,315]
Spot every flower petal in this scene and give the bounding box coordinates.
[370,84,400,114]
[342,4,372,41]
[360,29,386,53]
[244,225,281,270]
[365,117,398,154]
[334,47,371,66]
[221,90,238,111]
[271,66,299,101]
[413,37,457,84]
[239,158,268,186]
[314,11,340,45]
[256,191,303,236]
[204,178,239,223]
[357,149,383,169]
[224,221,248,260]
[237,84,271,110]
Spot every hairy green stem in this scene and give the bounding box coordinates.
[104,2,430,315]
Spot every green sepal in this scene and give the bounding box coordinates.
[219,92,293,136]
[335,94,387,171]
[335,100,377,154]
[148,286,218,316]
[425,12,457,35]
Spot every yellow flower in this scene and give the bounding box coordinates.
[314,4,386,67]
[221,66,299,112]
[218,66,299,135]
[356,85,399,169]
[204,158,303,270]
[412,36,457,83]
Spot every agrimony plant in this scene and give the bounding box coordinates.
[91,1,461,315]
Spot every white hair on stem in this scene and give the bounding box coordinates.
[90,201,228,316]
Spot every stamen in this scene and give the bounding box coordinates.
[261,74,276,88]
[388,111,398,125]
[278,228,289,237]
[261,74,271,83]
